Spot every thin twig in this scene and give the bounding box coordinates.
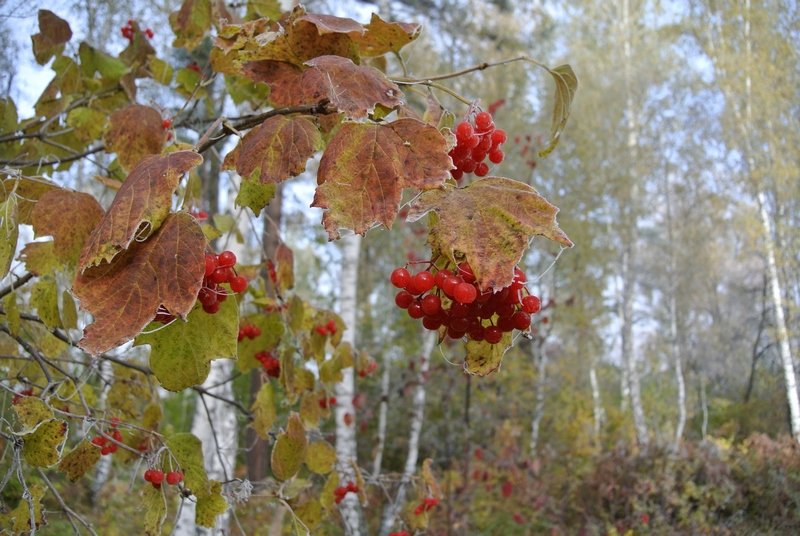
[0,272,35,300]
[37,468,99,536]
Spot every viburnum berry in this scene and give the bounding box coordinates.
[229,275,248,293]
[390,267,411,289]
[144,28,154,39]
[217,250,236,267]
[161,118,172,129]
[521,295,541,314]
[166,471,184,485]
[475,111,493,131]
[448,109,507,181]
[388,531,410,536]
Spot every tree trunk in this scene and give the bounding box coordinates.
[589,363,604,443]
[372,358,392,478]
[335,233,364,535]
[529,338,548,456]
[379,332,436,536]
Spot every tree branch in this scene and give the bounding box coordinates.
[0,272,35,300]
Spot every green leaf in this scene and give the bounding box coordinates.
[237,312,284,372]
[235,174,276,216]
[246,0,281,20]
[67,107,107,142]
[539,64,577,157]
[31,275,61,329]
[79,42,128,81]
[0,98,18,134]
[271,412,307,481]
[58,439,101,481]
[170,0,212,50]
[305,440,336,474]
[166,433,210,497]
[22,418,67,467]
[464,333,513,376]
[196,480,228,527]
[13,396,53,433]
[251,381,276,440]
[136,294,238,392]
[3,484,44,534]
[147,56,174,85]
[60,289,78,329]
[142,481,167,535]
[3,292,20,336]
[320,472,339,511]
[293,499,323,532]
[0,196,19,278]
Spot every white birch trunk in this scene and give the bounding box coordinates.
[529,340,548,456]
[371,359,392,478]
[173,360,239,535]
[589,364,604,442]
[335,233,363,535]
[379,332,436,536]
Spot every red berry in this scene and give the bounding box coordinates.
[218,250,236,268]
[521,295,541,314]
[488,148,504,164]
[210,267,231,284]
[202,301,220,314]
[453,282,478,304]
[144,469,153,482]
[166,471,183,485]
[408,302,425,319]
[145,28,154,39]
[475,162,489,177]
[485,326,503,344]
[92,436,107,447]
[491,129,507,145]
[411,271,435,294]
[229,276,248,293]
[511,311,531,330]
[149,470,164,485]
[101,445,114,456]
[390,268,411,289]
[395,291,414,309]
[420,294,442,316]
[161,118,172,129]
[475,111,493,130]
[477,135,493,153]
[455,121,474,140]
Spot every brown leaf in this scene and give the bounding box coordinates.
[304,55,403,118]
[275,242,294,292]
[79,151,203,271]
[242,60,323,107]
[408,177,573,291]
[103,105,167,171]
[312,118,452,239]
[169,0,212,50]
[32,189,104,267]
[225,115,321,184]
[296,12,364,35]
[352,14,421,57]
[73,212,206,355]
[31,10,72,65]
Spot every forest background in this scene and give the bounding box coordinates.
[1,0,799,534]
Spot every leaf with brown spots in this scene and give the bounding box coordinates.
[464,333,512,376]
[352,14,421,57]
[31,10,72,65]
[241,60,323,107]
[224,115,322,184]
[32,189,104,267]
[312,118,452,239]
[79,151,202,271]
[169,0,212,50]
[103,105,167,171]
[73,212,206,356]
[408,177,573,291]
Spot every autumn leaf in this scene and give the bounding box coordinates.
[165,433,211,497]
[0,196,18,278]
[196,481,228,527]
[408,177,573,291]
[3,485,44,534]
[305,440,336,474]
[313,118,453,239]
[251,382,276,439]
[296,12,364,34]
[13,396,53,433]
[464,333,512,376]
[539,64,578,157]
[31,10,72,65]
[58,440,101,482]
[271,412,307,481]
[73,212,207,356]
[135,292,238,392]
[169,0,212,50]
[352,13,421,57]
[237,312,284,372]
[143,483,167,536]
[275,242,294,292]
[224,115,322,184]
[31,276,61,329]
[79,151,202,270]
[32,189,104,268]
[22,419,68,467]
[103,105,168,171]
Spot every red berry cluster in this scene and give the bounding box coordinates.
[449,111,507,181]
[333,481,359,504]
[189,208,208,220]
[144,469,183,489]
[121,20,154,40]
[91,419,124,456]
[318,396,336,409]
[255,351,280,378]
[357,360,378,378]
[390,262,541,345]
[199,251,248,313]
[414,497,440,515]
[238,323,261,342]
[388,532,410,536]
[11,388,33,405]
[313,319,337,336]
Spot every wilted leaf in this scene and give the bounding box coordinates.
[226,115,322,185]
[103,105,167,171]
[22,418,67,467]
[352,13,421,57]
[271,412,307,481]
[539,64,577,157]
[136,293,238,391]
[13,396,53,433]
[73,212,206,356]
[305,440,336,474]
[31,276,61,329]
[166,433,210,497]
[31,10,72,65]
[196,480,228,527]
[313,118,452,239]
[79,151,202,270]
[421,458,442,498]
[31,189,103,270]
[464,334,513,376]
[251,382,276,439]
[170,0,212,50]
[408,177,573,291]
[58,440,101,481]
[142,481,167,536]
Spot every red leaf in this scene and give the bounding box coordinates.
[223,115,321,183]
[31,10,72,65]
[32,189,104,267]
[103,105,168,171]
[79,151,203,271]
[408,177,572,291]
[73,212,206,355]
[312,119,453,240]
